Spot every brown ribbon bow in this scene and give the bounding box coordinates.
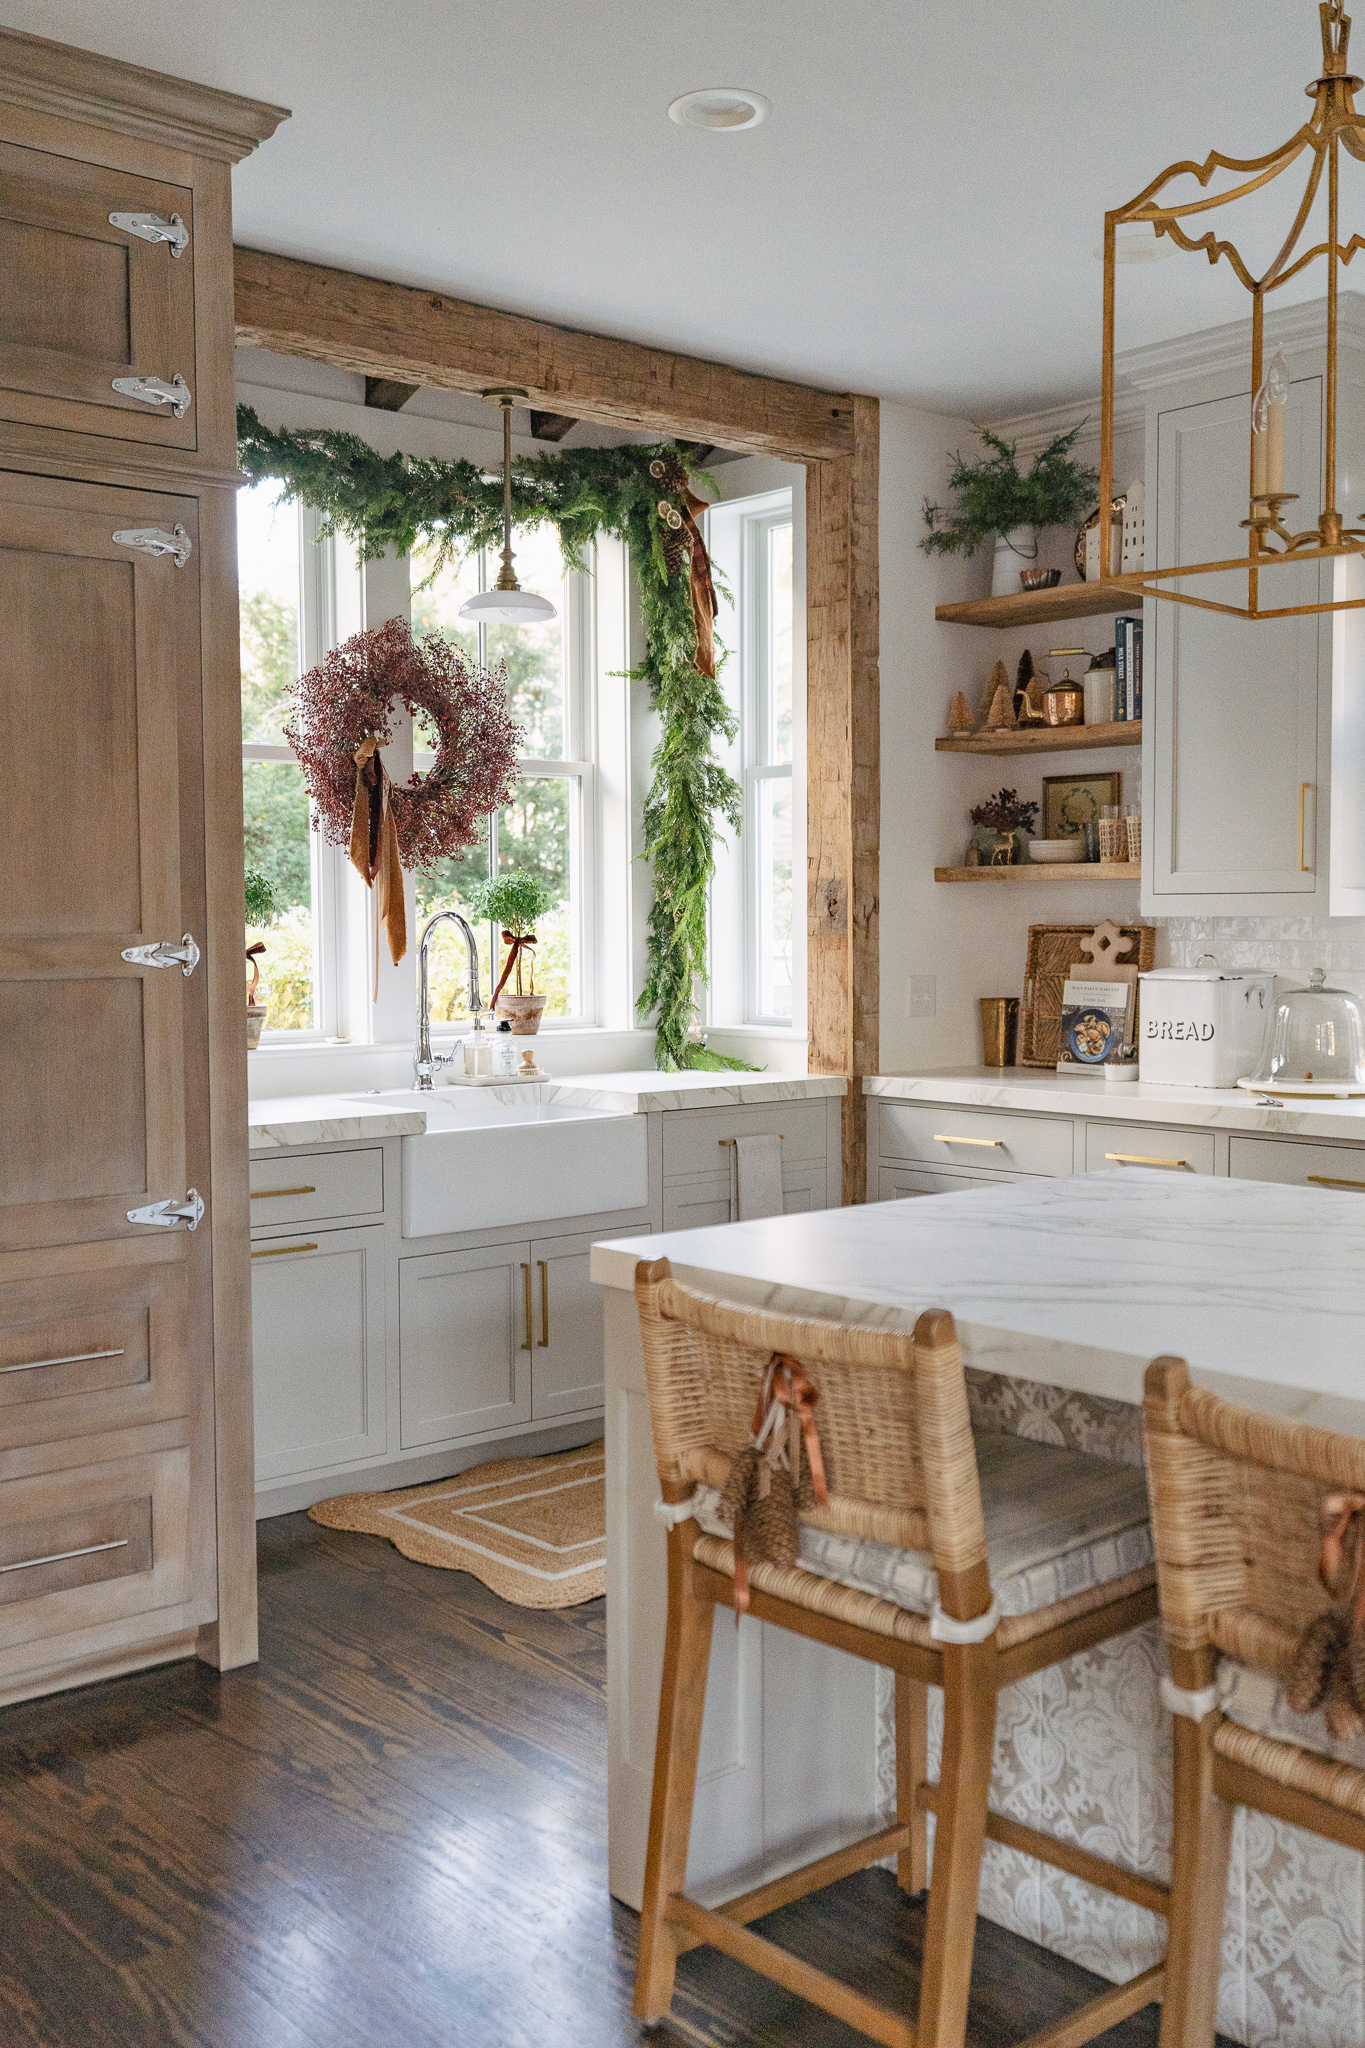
[731,1353,830,1617]
[349,735,407,987]
[1320,1492,1365,1626]
[491,929,538,1009]
[681,489,720,681]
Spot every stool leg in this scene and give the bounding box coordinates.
[915,1643,997,2048]
[895,1673,929,1893]
[633,1532,715,2024]
[1159,1714,1233,2048]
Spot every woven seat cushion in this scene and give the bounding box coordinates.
[693,1430,1152,1620]
[1217,1657,1365,1770]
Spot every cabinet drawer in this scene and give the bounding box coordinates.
[1084,1122,1216,1175]
[1229,1134,1365,1191]
[662,1166,827,1232]
[0,1247,189,1451]
[878,1165,1028,1201]
[0,142,198,449]
[663,1101,828,1181]
[877,1102,1073,1177]
[0,1445,191,1653]
[249,1148,384,1229]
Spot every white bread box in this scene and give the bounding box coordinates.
[1138,965,1274,1087]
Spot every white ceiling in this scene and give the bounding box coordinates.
[4,1,1354,415]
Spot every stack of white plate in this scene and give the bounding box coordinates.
[1028,839,1086,864]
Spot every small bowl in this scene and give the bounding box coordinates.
[1028,838,1086,864]
[1019,567,1062,591]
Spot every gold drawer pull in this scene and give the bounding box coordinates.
[1,1347,124,1375]
[251,1242,318,1259]
[250,1186,317,1200]
[1300,781,1312,872]
[1307,1174,1365,1191]
[1105,1153,1188,1168]
[538,1260,550,1348]
[521,1263,533,1352]
[933,1134,1005,1148]
[1,1537,128,1575]
[719,1136,784,1147]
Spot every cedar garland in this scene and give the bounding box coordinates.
[236,405,747,1072]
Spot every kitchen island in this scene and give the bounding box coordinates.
[594,1172,1365,2048]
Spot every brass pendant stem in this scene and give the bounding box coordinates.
[1327,128,1340,526]
[494,395,520,592]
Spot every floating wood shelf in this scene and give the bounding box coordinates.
[934,584,1138,630]
[934,862,1142,884]
[936,719,1142,757]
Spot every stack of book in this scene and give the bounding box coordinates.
[1114,614,1143,723]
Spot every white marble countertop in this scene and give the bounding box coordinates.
[248,1071,845,1149]
[867,1065,1365,1142]
[591,1171,1365,1432]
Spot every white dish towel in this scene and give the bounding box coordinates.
[731,1133,784,1222]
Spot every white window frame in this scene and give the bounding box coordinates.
[741,505,796,1027]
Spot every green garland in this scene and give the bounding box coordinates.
[236,404,749,1071]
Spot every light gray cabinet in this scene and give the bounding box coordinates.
[530,1230,612,1421]
[398,1244,532,1449]
[251,1225,386,1481]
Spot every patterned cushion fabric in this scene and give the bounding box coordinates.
[1217,1658,1365,1769]
[692,1430,1152,1621]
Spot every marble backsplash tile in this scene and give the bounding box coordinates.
[1160,917,1365,1001]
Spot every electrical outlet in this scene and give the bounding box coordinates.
[908,975,936,1019]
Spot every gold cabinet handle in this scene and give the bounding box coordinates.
[1105,1153,1188,1168]
[933,1134,1005,1148]
[250,1185,317,1200]
[251,1242,318,1258]
[1300,782,1312,872]
[521,1263,533,1352]
[1307,1174,1365,1190]
[719,1135,784,1147]
[538,1260,550,1348]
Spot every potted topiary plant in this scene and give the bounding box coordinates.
[244,864,279,1049]
[922,425,1099,596]
[468,870,556,1035]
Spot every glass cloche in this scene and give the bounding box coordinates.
[1238,968,1365,1096]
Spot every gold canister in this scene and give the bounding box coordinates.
[1045,650,1087,727]
[979,996,1020,1066]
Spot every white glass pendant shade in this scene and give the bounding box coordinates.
[461,390,557,626]
[1240,968,1365,1095]
[458,585,557,624]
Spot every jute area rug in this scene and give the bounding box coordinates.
[308,1442,605,1609]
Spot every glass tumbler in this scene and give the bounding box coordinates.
[1097,805,1126,862]
[1125,805,1142,865]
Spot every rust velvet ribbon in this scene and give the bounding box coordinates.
[490,930,538,1008]
[349,735,407,979]
[682,489,719,681]
[1320,1491,1365,1625]
[732,1353,830,1616]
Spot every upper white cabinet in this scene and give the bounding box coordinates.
[1144,370,1332,913]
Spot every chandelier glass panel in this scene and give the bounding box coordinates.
[1101,1,1365,619]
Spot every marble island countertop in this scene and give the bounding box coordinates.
[867,1065,1365,1140]
[248,1070,846,1150]
[592,1171,1365,1434]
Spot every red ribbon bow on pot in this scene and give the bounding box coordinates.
[491,929,538,1008]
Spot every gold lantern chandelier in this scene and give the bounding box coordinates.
[1100,0,1365,619]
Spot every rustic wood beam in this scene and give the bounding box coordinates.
[233,247,855,460]
[806,395,879,1200]
[528,409,577,442]
[364,376,419,411]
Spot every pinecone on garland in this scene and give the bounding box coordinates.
[662,525,689,576]
[650,454,691,494]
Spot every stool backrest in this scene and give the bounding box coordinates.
[1144,1355,1365,1674]
[634,1259,990,1604]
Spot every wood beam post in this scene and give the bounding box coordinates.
[806,396,879,1200]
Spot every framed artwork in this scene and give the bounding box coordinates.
[1042,770,1122,841]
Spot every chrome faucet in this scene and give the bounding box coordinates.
[414,910,486,1090]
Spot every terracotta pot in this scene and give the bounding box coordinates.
[495,991,548,1035]
[246,1003,268,1050]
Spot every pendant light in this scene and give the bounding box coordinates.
[458,389,557,624]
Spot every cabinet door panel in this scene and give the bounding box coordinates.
[399,1247,531,1449]
[1150,379,1326,903]
[0,142,197,447]
[531,1231,614,1421]
[251,1229,385,1483]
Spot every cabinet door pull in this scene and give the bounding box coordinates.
[1300,782,1313,872]
[1307,1174,1365,1191]
[1105,1153,1188,1168]
[719,1135,783,1147]
[110,372,192,417]
[250,1242,318,1259]
[108,209,189,258]
[933,1134,1005,1148]
[1,1347,123,1375]
[1,1538,128,1576]
[521,1264,533,1352]
[112,523,192,567]
[250,1186,317,1200]
[537,1261,550,1348]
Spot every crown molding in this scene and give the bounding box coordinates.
[0,27,289,163]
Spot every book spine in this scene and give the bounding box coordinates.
[1115,620,1128,722]
[1132,618,1143,722]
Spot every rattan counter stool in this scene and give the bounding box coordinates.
[632,1258,1166,2048]
[1145,1355,1365,2048]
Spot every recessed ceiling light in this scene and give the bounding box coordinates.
[668,87,770,132]
[1093,225,1175,264]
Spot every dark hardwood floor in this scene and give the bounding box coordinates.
[0,1514,1219,2047]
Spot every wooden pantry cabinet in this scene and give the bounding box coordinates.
[0,29,286,1706]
